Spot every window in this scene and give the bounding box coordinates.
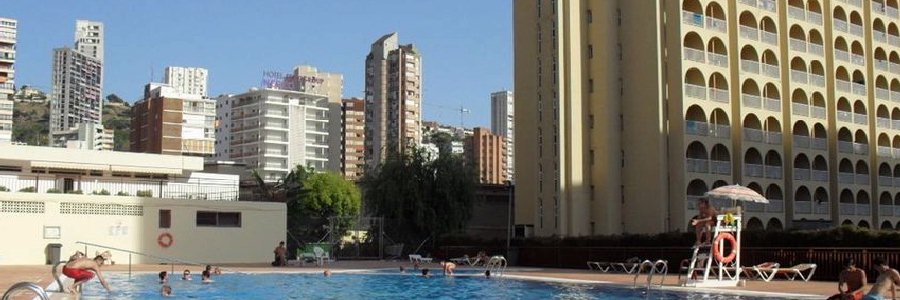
[159,210,171,228]
[196,211,242,227]
[587,9,593,23]
[588,44,594,58]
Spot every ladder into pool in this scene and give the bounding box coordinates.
[632,260,668,291]
[1,282,50,300]
[484,255,507,276]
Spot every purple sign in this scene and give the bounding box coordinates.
[261,71,325,91]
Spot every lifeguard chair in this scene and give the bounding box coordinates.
[683,213,742,287]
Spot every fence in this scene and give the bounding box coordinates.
[0,173,239,201]
[436,245,900,281]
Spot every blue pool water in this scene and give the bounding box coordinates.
[76,270,799,299]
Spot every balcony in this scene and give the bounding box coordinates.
[710,88,730,103]
[839,140,853,153]
[793,103,809,116]
[794,135,810,148]
[768,199,784,213]
[759,0,776,11]
[851,54,865,66]
[889,6,899,17]
[836,80,851,93]
[877,88,890,100]
[789,38,807,52]
[794,168,811,180]
[856,204,871,216]
[808,11,823,25]
[839,172,855,183]
[853,142,869,155]
[684,48,705,62]
[835,49,850,62]
[875,32,888,44]
[852,83,866,95]
[762,64,779,78]
[807,43,824,56]
[838,111,853,123]
[811,169,828,181]
[892,35,900,47]
[740,25,759,40]
[892,62,900,74]
[711,160,732,175]
[685,120,709,136]
[744,128,764,142]
[895,148,900,158]
[682,11,704,28]
[878,117,891,129]
[685,84,706,100]
[834,19,848,32]
[765,166,783,179]
[880,205,894,217]
[896,177,900,187]
[765,131,782,144]
[742,94,762,109]
[811,106,826,119]
[686,158,709,173]
[740,0,757,6]
[706,17,727,33]
[761,31,777,45]
[856,174,870,185]
[853,113,867,125]
[741,60,760,74]
[879,175,893,186]
[795,201,812,214]
[791,70,808,84]
[764,98,781,112]
[788,6,805,20]
[840,203,855,215]
[745,163,764,177]
[894,119,900,130]
[849,24,864,37]
[876,59,889,71]
[708,52,728,68]
[711,124,731,138]
[809,74,825,87]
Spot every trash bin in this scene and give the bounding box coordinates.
[46,243,63,265]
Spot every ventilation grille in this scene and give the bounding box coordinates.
[60,202,144,216]
[0,201,46,214]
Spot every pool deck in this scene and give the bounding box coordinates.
[1,261,838,299]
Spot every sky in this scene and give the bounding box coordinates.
[4,0,512,128]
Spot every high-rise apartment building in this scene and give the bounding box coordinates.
[164,66,208,97]
[214,88,329,182]
[465,127,509,185]
[342,98,365,180]
[291,65,344,173]
[491,90,515,181]
[515,0,900,237]
[58,123,114,151]
[50,20,104,147]
[364,33,423,167]
[131,83,216,156]
[0,17,16,144]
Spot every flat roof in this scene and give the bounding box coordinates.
[0,144,203,175]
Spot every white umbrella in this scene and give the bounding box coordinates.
[704,184,769,207]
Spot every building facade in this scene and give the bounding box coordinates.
[0,17,15,144]
[131,83,216,156]
[364,33,423,167]
[215,88,329,182]
[465,127,509,184]
[164,66,208,97]
[514,0,900,237]
[56,123,114,151]
[491,90,515,181]
[50,20,104,147]
[291,65,344,173]
[342,98,365,180]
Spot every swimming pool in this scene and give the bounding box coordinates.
[75,270,808,299]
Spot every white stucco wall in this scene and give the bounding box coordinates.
[0,192,285,265]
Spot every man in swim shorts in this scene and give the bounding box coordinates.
[863,257,900,300]
[441,261,456,276]
[62,255,111,293]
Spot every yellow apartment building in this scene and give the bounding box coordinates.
[514,0,900,236]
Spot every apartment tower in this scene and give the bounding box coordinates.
[49,20,104,147]
[491,90,515,181]
[342,98,366,180]
[291,65,344,173]
[465,127,509,185]
[0,17,16,144]
[164,66,209,97]
[131,82,216,157]
[364,33,423,167]
[515,0,900,236]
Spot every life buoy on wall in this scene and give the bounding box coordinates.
[712,232,738,264]
[157,233,174,248]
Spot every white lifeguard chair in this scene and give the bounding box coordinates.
[683,213,742,287]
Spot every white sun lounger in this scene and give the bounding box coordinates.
[753,263,817,282]
[586,261,612,272]
[408,254,433,264]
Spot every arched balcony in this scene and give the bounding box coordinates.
[705,2,728,33]
[876,76,890,101]
[685,105,708,136]
[709,109,731,138]
[744,114,763,142]
[742,79,762,109]
[812,155,828,182]
[685,68,706,100]
[744,148,764,178]
[850,11,864,37]
[791,89,809,117]
[761,50,779,78]
[739,11,759,40]
[789,25,807,52]
[708,72,729,103]
[686,141,709,173]
[707,38,729,67]
[808,29,824,56]
[809,60,826,87]
[790,57,808,85]
[760,17,778,45]
[740,45,760,74]
[710,144,732,174]
[683,33,706,63]
[814,187,829,214]
[836,67,851,94]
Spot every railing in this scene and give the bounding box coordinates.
[764,98,781,112]
[835,49,850,62]
[740,0,756,6]
[894,119,900,130]
[709,88,729,103]
[685,84,706,100]
[765,131,782,144]
[879,175,893,187]
[742,93,762,108]
[794,135,810,148]
[809,74,825,87]
[740,25,758,40]
[815,202,830,214]
[808,11,823,25]
[851,54,865,66]
[811,106,826,119]
[853,142,869,155]
[761,31,777,45]
[633,260,668,291]
[706,17,727,33]
[684,48,705,62]
[686,158,709,173]
[744,128,764,142]
[708,52,728,68]
[856,174,870,185]
[892,35,900,47]
[836,80,851,93]
[1,282,49,300]
[895,149,900,158]
[811,169,828,181]
[808,43,824,56]
[839,172,855,183]
[789,38,807,52]
[791,70,808,84]
[852,83,866,96]
[795,201,812,214]
[741,59,760,73]
[849,24,864,37]
[889,6,899,17]
[759,0,776,11]
[768,199,784,212]
[682,11,704,28]
[856,204,871,216]
[764,165,783,179]
[711,124,731,138]
[744,163,764,177]
[834,19,848,32]
[0,173,239,201]
[892,62,900,74]
[878,145,893,157]
[838,111,853,123]
[876,59,889,71]
[875,32,888,43]
[853,113,867,125]
[710,160,731,174]
[840,202,855,215]
[76,241,215,278]
[880,205,893,217]
[686,121,708,136]
[788,6,805,20]
[877,88,890,100]
[762,63,779,78]
[793,103,809,116]
[794,168,811,180]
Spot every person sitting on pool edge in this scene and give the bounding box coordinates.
[202,270,214,283]
[421,268,431,278]
[161,285,172,297]
[864,257,900,300]
[62,254,111,293]
[828,259,867,300]
[158,271,168,283]
[182,269,192,280]
[324,270,332,277]
[441,261,456,276]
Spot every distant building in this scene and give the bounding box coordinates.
[215,88,329,182]
[451,140,464,155]
[341,98,365,180]
[131,83,216,157]
[164,66,208,97]
[465,127,508,184]
[491,90,514,181]
[57,123,114,151]
[291,65,344,173]
[50,20,104,147]
[0,17,16,144]
[13,86,49,103]
[364,32,423,167]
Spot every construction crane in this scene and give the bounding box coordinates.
[424,103,471,128]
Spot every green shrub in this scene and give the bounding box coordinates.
[136,190,153,197]
[46,188,62,194]
[92,189,111,195]
[17,187,36,193]
[66,190,83,194]
[0,186,8,192]
[116,191,130,196]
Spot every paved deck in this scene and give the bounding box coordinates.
[0,261,839,299]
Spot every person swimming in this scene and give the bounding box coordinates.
[201,270,214,283]
[182,269,192,280]
[421,268,431,278]
[161,285,172,297]
[324,270,332,277]
[485,270,491,278]
[158,271,168,283]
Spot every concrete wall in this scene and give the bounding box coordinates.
[0,192,285,265]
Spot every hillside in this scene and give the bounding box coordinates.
[12,94,132,150]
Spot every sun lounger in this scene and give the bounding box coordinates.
[772,263,817,281]
[408,254,433,264]
[611,257,642,274]
[741,262,780,280]
[586,261,612,272]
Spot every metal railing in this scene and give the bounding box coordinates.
[1,282,49,300]
[0,173,239,201]
[75,241,215,278]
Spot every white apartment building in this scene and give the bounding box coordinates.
[491,90,515,181]
[59,123,114,151]
[0,17,16,144]
[291,65,343,173]
[164,66,208,97]
[50,20,104,147]
[215,88,330,182]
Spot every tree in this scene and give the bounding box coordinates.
[361,147,477,250]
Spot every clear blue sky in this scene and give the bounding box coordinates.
[5,0,512,128]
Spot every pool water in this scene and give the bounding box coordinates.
[76,270,798,299]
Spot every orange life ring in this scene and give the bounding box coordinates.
[157,233,174,248]
[712,232,738,264]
